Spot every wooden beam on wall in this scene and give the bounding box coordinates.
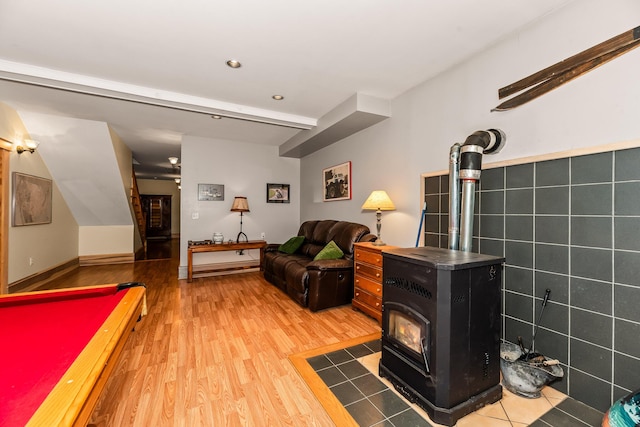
[0,149,9,293]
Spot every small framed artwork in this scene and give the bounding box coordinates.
[266,183,290,203]
[323,161,351,201]
[198,183,224,201]
[12,172,53,226]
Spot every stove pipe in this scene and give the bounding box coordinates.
[449,129,505,252]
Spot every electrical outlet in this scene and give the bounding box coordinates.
[29,257,34,266]
[192,212,199,220]
[260,232,266,240]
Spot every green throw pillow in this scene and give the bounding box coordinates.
[278,236,305,254]
[313,240,344,260]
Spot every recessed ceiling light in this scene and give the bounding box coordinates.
[211,115,222,119]
[226,59,241,68]
[272,95,284,100]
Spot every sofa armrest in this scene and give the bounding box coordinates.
[306,259,353,271]
[264,243,281,253]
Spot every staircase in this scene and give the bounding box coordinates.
[131,172,146,245]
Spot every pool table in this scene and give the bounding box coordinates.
[0,282,147,427]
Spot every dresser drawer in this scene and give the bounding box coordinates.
[353,289,382,311]
[355,248,383,267]
[355,262,382,281]
[355,275,382,296]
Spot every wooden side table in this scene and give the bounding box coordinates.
[352,242,397,323]
[187,240,266,282]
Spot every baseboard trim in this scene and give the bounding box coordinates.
[8,258,79,293]
[80,253,134,266]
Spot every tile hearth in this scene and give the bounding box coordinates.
[304,339,604,427]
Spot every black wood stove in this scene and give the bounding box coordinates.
[379,246,504,426]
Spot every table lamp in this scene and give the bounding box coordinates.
[230,196,250,243]
[362,190,395,246]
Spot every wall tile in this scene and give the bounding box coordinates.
[535,216,569,244]
[614,217,640,251]
[614,250,640,287]
[505,241,533,268]
[505,215,533,241]
[568,369,611,412]
[614,353,640,391]
[505,266,533,294]
[479,190,504,214]
[425,176,440,194]
[504,317,532,345]
[570,277,612,315]
[571,247,612,282]
[535,243,569,275]
[505,189,533,214]
[570,339,612,382]
[440,193,449,214]
[536,158,570,187]
[479,215,504,239]
[572,152,613,184]
[571,217,612,249]
[615,148,640,181]
[536,186,570,215]
[425,234,439,248]
[425,214,439,233]
[615,319,640,356]
[570,309,612,348]
[481,167,504,190]
[478,238,503,257]
[571,184,612,216]
[425,194,440,214]
[615,182,640,215]
[506,163,534,189]
[505,291,533,323]
[535,328,568,364]
[614,284,640,323]
[536,301,568,335]
[535,271,569,304]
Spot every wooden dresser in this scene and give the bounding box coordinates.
[352,242,397,323]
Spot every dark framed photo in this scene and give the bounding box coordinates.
[322,161,351,201]
[12,172,53,226]
[198,183,224,201]
[266,183,290,203]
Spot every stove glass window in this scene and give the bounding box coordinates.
[389,310,422,354]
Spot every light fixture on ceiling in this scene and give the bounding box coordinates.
[361,190,396,246]
[226,59,242,69]
[272,95,284,100]
[0,136,39,154]
[168,156,179,165]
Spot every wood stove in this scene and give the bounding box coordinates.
[379,246,504,426]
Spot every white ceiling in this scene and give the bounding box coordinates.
[0,0,573,179]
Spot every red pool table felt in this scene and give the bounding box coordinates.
[0,285,140,426]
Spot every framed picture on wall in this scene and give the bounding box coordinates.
[322,161,351,201]
[266,183,290,203]
[198,183,224,201]
[12,172,53,226]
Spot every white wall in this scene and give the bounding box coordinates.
[179,136,300,277]
[138,178,181,236]
[301,0,640,247]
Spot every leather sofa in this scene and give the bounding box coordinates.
[262,220,376,311]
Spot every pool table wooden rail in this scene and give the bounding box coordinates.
[1,284,147,427]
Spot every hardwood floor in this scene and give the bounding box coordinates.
[42,247,380,426]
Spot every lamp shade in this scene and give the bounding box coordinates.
[362,191,395,211]
[230,196,250,212]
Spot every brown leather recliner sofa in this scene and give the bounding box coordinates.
[262,220,376,311]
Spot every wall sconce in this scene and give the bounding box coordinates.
[362,190,396,246]
[168,156,179,165]
[230,196,250,244]
[0,136,39,154]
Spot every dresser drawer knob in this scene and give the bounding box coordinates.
[376,272,380,278]
[376,288,380,293]
[355,292,360,297]
[375,302,380,307]
[356,265,360,270]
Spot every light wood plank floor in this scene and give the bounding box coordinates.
[42,248,380,426]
